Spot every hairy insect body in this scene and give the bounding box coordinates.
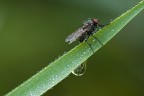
[79,20,97,42]
[65,18,99,44]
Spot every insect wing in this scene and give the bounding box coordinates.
[65,27,85,44]
[72,60,87,76]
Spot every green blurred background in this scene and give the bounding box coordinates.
[0,0,144,96]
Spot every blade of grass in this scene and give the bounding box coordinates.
[6,1,144,96]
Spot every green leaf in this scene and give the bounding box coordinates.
[6,1,144,96]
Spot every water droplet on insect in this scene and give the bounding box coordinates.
[111,29,115,31]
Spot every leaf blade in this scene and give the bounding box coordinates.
[6,1,144,96]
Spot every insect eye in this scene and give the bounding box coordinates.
[93,18,99,24]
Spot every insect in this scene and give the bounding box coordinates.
[65,18,106,51]
[65,18,108,76]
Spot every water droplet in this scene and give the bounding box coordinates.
[63,51,67,55]
[72,61,87,76]
[52,81,55,84]
[55,75,58,78]
[52,78,55,84]
[29,90,35,96]
[79,55,83,59]
[72,61,75,64]
[111,29,115,31]
[83,52,86,54]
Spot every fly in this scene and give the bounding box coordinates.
[65,18,106,52]
[65,18,109,76]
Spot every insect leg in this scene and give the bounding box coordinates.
[79,34,94,53]
[99,24,106,27]
[91,34,103,47]
[85,41,94,53]
[99,19,113,28]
